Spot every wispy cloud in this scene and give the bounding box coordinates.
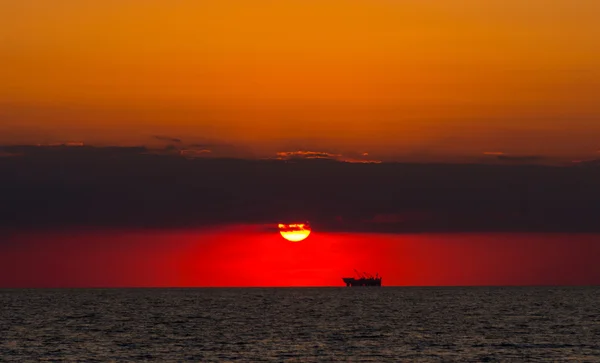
[496,155,547,162]
[153,136,182,143]
[573,159,600,167]
[189,143,218,149]
[180,149,212,158]
[276,151,341,160]
[483,152,551,163]
[483,151,505,156]
[341,157,382,164]
[35,142,85,147]
[275,150,381,164]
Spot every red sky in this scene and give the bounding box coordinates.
[1,225,598,287]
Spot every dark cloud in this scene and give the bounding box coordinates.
[276,150,341,160]
[574,159,600,167]
[1,145,600,234]
[180,148,212,158]
[0,151,22,158]
[163,144,179,151]
[153,135,182,143]
[482,151,547,163]
[496,155,547,162]
[275,150,381,164]
[365,212,431,224]
[184,141,253,159]
[480,152,562,166]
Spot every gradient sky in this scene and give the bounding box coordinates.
[2,0,600,160]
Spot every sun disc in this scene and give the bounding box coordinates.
[278,223,311,242]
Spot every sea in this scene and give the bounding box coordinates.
[1,287,599,362]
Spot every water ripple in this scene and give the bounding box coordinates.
[1,287,599,361]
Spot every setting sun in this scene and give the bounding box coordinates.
[278,223,311,242]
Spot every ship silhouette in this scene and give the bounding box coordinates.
[342,270,382,287]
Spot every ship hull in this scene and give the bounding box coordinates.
[342,277,382,287]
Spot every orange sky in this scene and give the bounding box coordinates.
[1,0,599,160]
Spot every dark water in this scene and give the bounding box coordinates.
[1,288,599,362]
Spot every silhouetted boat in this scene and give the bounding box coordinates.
[342,270,382,287]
